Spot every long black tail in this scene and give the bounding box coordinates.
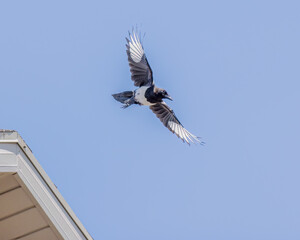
[112,91,135,108]
[112,91,134,104]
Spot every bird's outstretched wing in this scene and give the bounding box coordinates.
[150,102,201,145]
[126,30,153,87]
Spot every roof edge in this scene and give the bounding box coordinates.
[0,130,93,240]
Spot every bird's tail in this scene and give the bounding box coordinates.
[112,91,133,103]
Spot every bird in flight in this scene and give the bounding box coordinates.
[112,30,202,145]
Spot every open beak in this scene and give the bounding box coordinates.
[165,95,173,101]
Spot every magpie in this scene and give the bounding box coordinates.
[112,30,201,145]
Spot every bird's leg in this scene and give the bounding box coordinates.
[121,97,136,109]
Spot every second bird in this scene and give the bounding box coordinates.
[112,30,201,145]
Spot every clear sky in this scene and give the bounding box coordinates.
[1,0,300,239]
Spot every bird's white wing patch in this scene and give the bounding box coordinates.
[167,120,200,144]
[129,32,144,63]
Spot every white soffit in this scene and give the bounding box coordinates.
[0,130,93,240]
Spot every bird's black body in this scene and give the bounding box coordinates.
[145,86,169,104]
[113,85,171,107]
[112,30,201,144]
[112,91,134,104]
[144,86,156,103]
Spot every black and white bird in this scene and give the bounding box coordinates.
[112,30,201,145]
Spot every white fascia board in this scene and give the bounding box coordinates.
[0,130,93,240]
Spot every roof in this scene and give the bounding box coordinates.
[0,130,93,240]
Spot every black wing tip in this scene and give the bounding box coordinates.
[195,136,205,146]
[180,135,205,146]
[127,26,145,45]
[184,140,205,146]
[129,25,141,35]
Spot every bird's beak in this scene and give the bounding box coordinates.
[165,95,173,101]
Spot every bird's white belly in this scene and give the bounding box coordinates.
[135,86,154,106]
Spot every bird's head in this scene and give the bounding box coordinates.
[158,89,173,101]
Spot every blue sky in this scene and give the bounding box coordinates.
[1,0,300,239]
